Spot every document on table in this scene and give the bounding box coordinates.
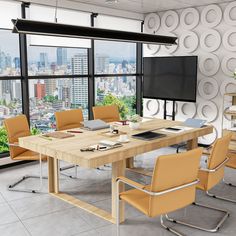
[160,126,194,133]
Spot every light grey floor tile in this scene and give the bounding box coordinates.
[23,208,92,236]
[0,221,31,236]
[0,202,19,225]
[9,194,73,220]
[72,229,98,236]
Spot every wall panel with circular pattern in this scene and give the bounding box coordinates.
[144,44,160,55]
[198,78,219,100]
[200,29,221,52]
[222,29,236,51]
[199,54,220,76]
[179,31,199,53]
[221,54,236,76]
[176,102,197,120]
[162,33,178,53]
[201,4,222,27]
[144,13,160,33]
[224,2,236,26]
[220,78,236,96]
[161,10,179,31]
[198,125,218,145]
[180,8,199,30]
[197,101,218,122]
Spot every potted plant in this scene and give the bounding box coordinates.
[128,114,142,130]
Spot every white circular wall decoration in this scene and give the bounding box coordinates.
[197,101,218,122]
[161,10,179,31]
[178,102,197,119]
[201,4,222,28]
[220,78,236,96]
[179,31,199,53]
[200,29,221,52]
[222,29,236,51]
[199,125,218,145]
[144,44,160,55]
[145,99,160,116]
[163,33,178,53]
[144,13,161,34]
[224,1,236,26]
[199,54,220,76]
[198,78,219,100]
[221,54,236,76]
[180,8,200,30]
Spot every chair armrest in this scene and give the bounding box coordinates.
[200,158,229,172]
[7,142,19,147]
[116,176,146,191]
[117,176,199,196]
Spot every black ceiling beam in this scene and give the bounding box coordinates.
[12,18,177,45]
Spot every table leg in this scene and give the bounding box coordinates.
[126,157,134,168]
[187,138,198,150]
[112,160,126,223]
[48,157,59,193]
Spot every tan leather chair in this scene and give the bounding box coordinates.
[92,105,120,122]
[199,133,236,203]
[4,115,47,193]
[166,134,232,233]
[116,148,202,236]
[55,109,83,131]
[55,109,84,178]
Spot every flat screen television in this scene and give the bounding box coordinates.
[143,56,198,102]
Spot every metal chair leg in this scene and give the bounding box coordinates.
[160,215,184,236]
[223,178,236,187]
[165,202,230,233]
[8,155,47,193]
[59,162,79,179]
[206,190,236,203]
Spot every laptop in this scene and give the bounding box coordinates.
[183,118,207,128]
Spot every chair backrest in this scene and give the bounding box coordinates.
[55,109,84,131]
[203,133,232,190]
[92,105,120,122]
[4,115,31,159]
[148,148,202,217]
[208,133,232,169]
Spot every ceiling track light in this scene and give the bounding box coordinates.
[105,0,119,3]
[12,18,177,45]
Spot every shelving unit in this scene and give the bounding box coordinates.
[222,93,236,157]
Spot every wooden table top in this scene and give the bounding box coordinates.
[19,118,213,168]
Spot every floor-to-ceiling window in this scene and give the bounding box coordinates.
[0,1,142,158]
[94,15,141,119]
[0,1,22,154]
[94,41,137,119]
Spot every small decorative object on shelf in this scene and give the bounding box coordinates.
[128,114,142,130]
[234,68,236,79]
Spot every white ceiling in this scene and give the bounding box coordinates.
[67,0,234,13]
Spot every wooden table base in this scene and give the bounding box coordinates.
[50,192,115,223]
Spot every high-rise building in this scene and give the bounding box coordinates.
[71,54,88,108]
[39,52,48,68]
[57,48,67,66]
[44,79,57,96]
[95,54,109,73]
[34,81,46,99]
[13,57,20,69]
[2,80,12,98]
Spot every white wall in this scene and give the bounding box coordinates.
[143,2,236,145]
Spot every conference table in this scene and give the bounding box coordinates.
[19,118,213,223]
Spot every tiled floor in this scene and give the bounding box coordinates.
[1,147,236,236]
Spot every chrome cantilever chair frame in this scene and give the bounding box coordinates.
[116,177,199,236]
[165,158,230,233]
[7,143,47,193]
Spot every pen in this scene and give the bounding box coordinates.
[67,130,83,133]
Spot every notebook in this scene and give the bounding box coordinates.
[132,131,166,141]
[82,119,110,131]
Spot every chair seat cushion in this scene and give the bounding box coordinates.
[120,186,150,216]
[13,150,47,161]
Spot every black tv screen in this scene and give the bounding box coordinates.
[143,56,198,102]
